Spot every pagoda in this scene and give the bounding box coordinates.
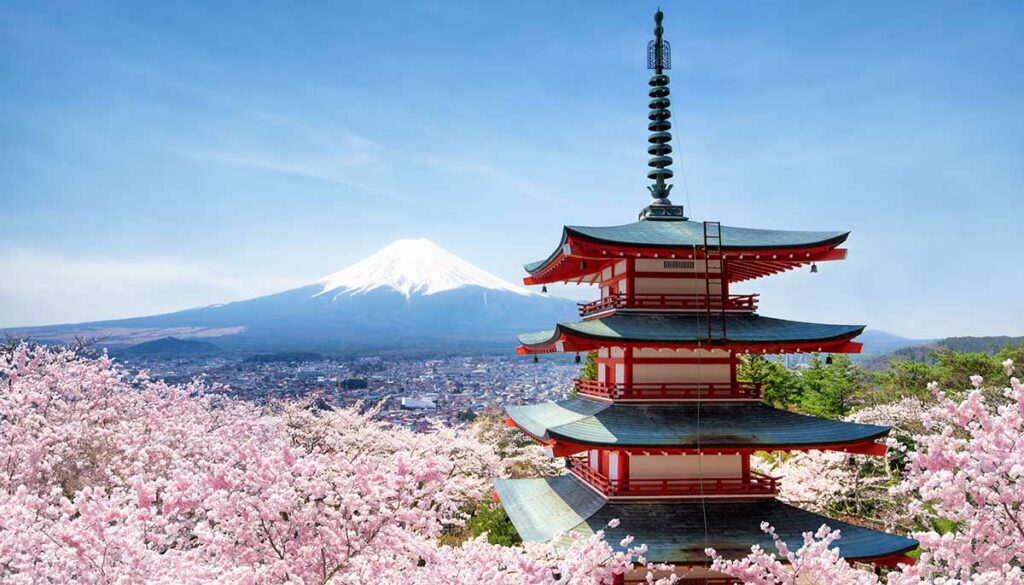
[493,10,918,584]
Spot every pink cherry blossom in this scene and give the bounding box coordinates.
[708,523,883,585]
[711,369,1024,585]
[0,344,666,584]
[9,343,1022,585]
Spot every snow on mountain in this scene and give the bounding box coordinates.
[3,238,575,353]
[317,238,535,299]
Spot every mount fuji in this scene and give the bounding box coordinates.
[6,239,577,355]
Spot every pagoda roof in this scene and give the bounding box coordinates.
[526,221,847,272]
[517,313,865,354]
[523,220,849,285]
[494,474,918,564]
[506,397,889,450]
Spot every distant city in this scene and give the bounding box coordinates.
[118,352,579,431]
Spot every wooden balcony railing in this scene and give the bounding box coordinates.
[567,457,780,499]
[578,293,758,317]
[574,379,762,401]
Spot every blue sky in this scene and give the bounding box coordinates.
[0,0,1021,338]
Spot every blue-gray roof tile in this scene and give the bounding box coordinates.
[525,220,848,273]
[494,475,917,563]
[506,398,890,448]
[517,314,865,348]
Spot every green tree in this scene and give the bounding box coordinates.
[737,355,800,407]
[932,348,1003,394]
[996,344,1024,373]
[864,342,1023,406]
[799,354,866,419]
[464,500,521,546]
[866,360,936,405]
[580,351,598,380]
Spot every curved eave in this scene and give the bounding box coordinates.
[494,475,918,565]
[565,224,849,251]
[505,399,890,452]
[516,314,866,355]
[524,225,850,285]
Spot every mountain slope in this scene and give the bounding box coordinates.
[855,329,933,357]
[115,337,222,357]
[4,239,576,354]
[318,238,533,298]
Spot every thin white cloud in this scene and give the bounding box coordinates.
[415,153,579,211]
[171,118,413,203]
[179,147,384,194]
[0,249,303,328]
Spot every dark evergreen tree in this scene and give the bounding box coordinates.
[737,354,800,407]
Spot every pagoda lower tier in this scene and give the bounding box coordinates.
[506,398,890,457]
[494,474,918,567]
[516,313,865,354]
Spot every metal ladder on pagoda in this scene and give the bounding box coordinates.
[703,221,727,342]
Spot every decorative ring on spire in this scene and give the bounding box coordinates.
[646,11,674,201]
[647,74,674,185]
[639,9,687,221]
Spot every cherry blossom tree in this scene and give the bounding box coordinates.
[0,344,661,584]
[13,342,1022,584]
[465,410,564,480]
[710,362,1024,585]
[888,370,1024,584]
[708,523,882,585]
[754,398,926,531]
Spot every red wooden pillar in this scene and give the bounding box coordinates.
[625,257,635,305]
[729,351,738,386]
[624,347,634,389]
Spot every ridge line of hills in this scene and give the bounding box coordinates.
[862,335,1024,370]
[70,332,1024,366]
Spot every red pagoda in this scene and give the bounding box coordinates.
[493,10,917,584]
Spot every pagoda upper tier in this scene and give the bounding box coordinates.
[517,313,865,354]
[523,220,849,285]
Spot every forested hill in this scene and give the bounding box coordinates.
[865,335,1024,369]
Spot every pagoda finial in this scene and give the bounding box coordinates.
[640,9,687,221]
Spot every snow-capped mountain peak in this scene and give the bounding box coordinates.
[316,238,535,299]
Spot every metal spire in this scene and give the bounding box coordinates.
[640,9,687,221]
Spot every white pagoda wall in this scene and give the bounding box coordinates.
[632,277,720,296]
[599,261,629,298]
[632,348,731,385]
[632,258,723,297]
[596,258,735,299]
[596,347,627,384]
[629,453,742,479]
[597,348,733,386]
[608,453,621,480]
[631,363,730,384]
